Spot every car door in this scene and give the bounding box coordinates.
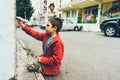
[62,19,74,30]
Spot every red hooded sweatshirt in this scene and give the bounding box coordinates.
[22,25,64,75]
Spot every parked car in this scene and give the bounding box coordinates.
[100,17,120,37]
[61,19,80,31]
[40,19,80,31]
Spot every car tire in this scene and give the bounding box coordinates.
[104,25,117,37]
[74,26,79,31]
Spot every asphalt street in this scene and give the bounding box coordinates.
[16,27,120,80]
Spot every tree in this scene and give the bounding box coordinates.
[16,0,34,20]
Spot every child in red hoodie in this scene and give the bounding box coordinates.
[17,17,64,79]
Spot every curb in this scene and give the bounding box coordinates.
[15,39,44,80]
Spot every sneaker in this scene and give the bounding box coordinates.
[27,62,42,73]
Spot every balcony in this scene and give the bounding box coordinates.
[58,0,113,11]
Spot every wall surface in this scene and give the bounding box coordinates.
[0,0,15,79]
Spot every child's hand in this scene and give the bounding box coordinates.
[37,57,42,62]
[16,17,26,28]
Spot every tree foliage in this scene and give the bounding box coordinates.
[16,0,34,20]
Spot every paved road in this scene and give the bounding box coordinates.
[17,27,120,80]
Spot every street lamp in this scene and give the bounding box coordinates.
[24,12,26,19]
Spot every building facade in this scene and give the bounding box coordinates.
[30,0,65,25]
[30,0,42,25]
[58,0,120,32]
[30,0,120,31]
[32,0,62,25]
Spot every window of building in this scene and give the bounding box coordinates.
[59,0,62,7]
[85,9,92,15]
[59,14,61,18]
[33,18,37,21]
[85,6,98,15]
[84,5,98,23]
[88,9,91,14]
[66,10,70,18]
[72,10,76,17]
[92,8,98,16]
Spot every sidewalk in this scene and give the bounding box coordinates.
[15,39,44,80]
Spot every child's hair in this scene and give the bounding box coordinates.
[48,18,63,33]
[49,3,55,8]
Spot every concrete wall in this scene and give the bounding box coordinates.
[0,0,15,79]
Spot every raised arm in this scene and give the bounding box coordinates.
[16,17,45,41]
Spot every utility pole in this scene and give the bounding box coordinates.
[24,12,26,19]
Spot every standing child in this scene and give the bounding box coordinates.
[48,3,56,19]
[17,17,64,80]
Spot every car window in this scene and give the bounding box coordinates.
[66,20,70,23]
[64,19,73,24]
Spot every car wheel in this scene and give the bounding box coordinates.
[74,26,79,31]
[104,25,117,37]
